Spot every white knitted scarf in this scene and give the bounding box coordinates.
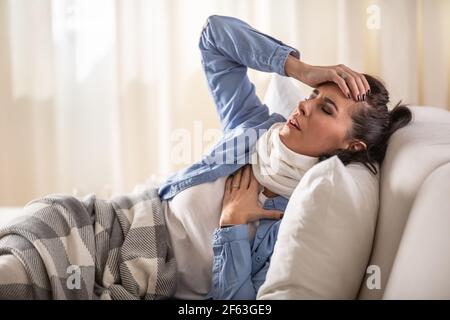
[251,122,318,198]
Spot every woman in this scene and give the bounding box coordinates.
[0,14,412,300]
[158,15,412,300]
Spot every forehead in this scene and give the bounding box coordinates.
[316,83,356,112]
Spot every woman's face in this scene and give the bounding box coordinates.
[279,82,360,156]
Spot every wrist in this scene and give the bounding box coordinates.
[284,54,297,78]
[219,214,247,227]
[296,60,310,82]
[284,55,309,82]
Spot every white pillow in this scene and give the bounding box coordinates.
[257,156,379,299]
[263,73,305,119]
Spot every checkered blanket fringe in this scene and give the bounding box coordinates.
[0,187,176,299]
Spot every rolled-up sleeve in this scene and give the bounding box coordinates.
[199,15,300,131]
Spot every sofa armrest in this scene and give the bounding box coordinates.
[383,162,450,299]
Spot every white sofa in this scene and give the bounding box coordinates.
[357,105,450,299]
[1,106,449,299]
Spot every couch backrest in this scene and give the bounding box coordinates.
[358,106,450,299]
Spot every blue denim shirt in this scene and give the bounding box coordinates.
[207,196,289,300]
[157,15,301,300]
[157,15,300,201]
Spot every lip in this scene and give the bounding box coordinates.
[287,118,301,131]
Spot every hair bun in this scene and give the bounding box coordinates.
[388,102,412,135]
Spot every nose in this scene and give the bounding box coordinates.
[297,100,310,117]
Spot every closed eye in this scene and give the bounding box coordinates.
[308,91,336,115]
[320,104,332,115]
[307,94,333,115]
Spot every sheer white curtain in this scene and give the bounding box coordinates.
[1,0,449,206]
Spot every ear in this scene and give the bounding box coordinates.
[347,140,367,152]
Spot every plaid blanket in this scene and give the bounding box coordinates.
[0,187,176,299]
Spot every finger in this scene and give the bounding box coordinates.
[225,175,232,193]
[331,71,351,99]
[340,65,370,99]
[337,67,360,101]
[231,168,242,191]
[258,209,284,220]
[343,65,370,94]
[357,77,367,100]
[241,165,251,189]
[249,168,259,191]
[360,74,371,95]
[340,66,366,100]
[352,75,365,101]
[345,75,360,101]
[344,70,365,100]
[353,70,370,93]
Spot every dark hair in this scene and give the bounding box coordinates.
[318,74,413,175]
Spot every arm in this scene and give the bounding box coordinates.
[209,165,282,299]
[210,224,271,300]
[199,15,370,134]
[199,15,300,131]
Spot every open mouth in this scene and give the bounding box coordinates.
[287,118,301,131]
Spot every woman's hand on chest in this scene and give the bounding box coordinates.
[219,165,284,227]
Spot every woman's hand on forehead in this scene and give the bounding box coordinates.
[284,55,370,101]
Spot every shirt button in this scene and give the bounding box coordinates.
[255,256,262,262]
[257,232,264,239]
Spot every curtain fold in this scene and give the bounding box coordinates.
[1,0,449,205]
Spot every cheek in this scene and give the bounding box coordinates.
[307,119,346,149]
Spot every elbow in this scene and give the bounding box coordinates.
[199,15,224,50]
[201,14,227,37]
[206,14,226,28]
